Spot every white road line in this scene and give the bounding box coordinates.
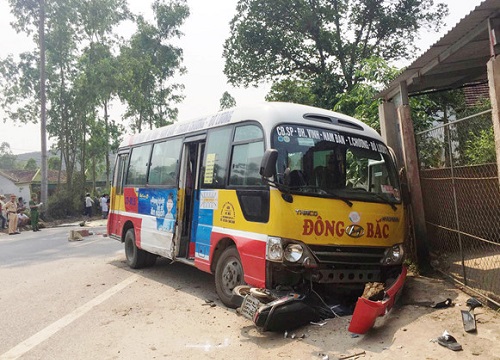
[0,274,139,360]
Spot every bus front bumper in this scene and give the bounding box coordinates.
[348,265,407,334]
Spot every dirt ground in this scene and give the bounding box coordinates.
[348,274,500,360]
[224,273,500,360]
[111,267,500,360]
[3,219,498,359]
[45,224,500,360]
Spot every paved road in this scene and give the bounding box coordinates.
[0,224,258,360]
[1,224,499,360]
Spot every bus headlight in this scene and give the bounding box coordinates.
[284,244,303,263]
[266,236,283,262]
[381,244,404,265]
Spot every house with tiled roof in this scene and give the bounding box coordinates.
[0,169,67,200]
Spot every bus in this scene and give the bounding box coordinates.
[108,102,407,326]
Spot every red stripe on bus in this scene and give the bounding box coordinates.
[208,231,267,288]
[107,212,143,247]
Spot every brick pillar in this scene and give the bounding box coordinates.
[398,81,429,267]
[379,101,404,166]
[486,57,500,185]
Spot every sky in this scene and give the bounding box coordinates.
[0,0,485,154]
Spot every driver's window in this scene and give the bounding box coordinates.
[346,149,369,190]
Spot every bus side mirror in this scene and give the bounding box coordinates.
[260,149,278,178]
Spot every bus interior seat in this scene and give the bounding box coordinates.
[288,170,308,187]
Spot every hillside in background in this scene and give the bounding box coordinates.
[16,150,66,170]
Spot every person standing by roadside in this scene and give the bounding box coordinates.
[17,197,26,212]
[100,194,109,219]
[5,194,19,235]
[15,197,27,233]
[85,193,94,218]
[29,194,41,232]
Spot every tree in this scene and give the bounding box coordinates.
[117,0,189,132]
[1,0,189,217]
[224,0,448,110]
[77,0,130,187]
[48,156,61,170]
[219,91,236,110]
[333,56,399,130]
[0,142,17,169]
[24,158,38,170]
[464,128,496,165]
[2,0,129,214]
[265,78,315,106]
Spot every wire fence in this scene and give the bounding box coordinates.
[416,109,500,306]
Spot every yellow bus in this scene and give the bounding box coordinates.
[108,102,406,330]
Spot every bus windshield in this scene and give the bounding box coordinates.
[272,124,401,204]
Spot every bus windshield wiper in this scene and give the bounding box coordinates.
[314,188,353,207]
[368,192,397,211]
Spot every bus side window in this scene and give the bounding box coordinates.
[230,142,264,186]
[202,127,232,188]
[149,139,181,186]
[229,124,264,186]
[125,145,152,186]
[115,154,128,195]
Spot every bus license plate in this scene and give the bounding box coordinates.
[240,294,261,320]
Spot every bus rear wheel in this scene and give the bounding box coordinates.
[215,246,244,308]
[125,229,155,269]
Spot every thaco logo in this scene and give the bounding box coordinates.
[345,224,365,238]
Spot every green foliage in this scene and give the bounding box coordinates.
[413,90,495,169]
[24,158,38,170]
[334,57,399,129]
[219,91,237,110]
[48,156,61,170]
[464,128,496,165]
[45,188,83,219]
[265,79,316,106]
[266,56,399,129]
[224,0,448,110]
[0,142,17,169]
[416,134,444,169]
[0,53,40,124]
[334,83,380,130]
[2,0,189,217]
[117,0,189,132]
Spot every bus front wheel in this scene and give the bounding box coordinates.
[125,229,155,268]
[215,246,244,308]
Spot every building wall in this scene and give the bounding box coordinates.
[0,175,31,201]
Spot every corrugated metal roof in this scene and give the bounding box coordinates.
[378,0,500,100]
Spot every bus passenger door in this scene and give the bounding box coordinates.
[177,139,205,259]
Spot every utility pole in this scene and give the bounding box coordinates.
[39,0,48,208]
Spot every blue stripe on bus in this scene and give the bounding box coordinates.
[194,207,213,260]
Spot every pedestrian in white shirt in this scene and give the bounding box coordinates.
[100,194,109,219]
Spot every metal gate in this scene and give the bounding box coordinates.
[415,109,500,306]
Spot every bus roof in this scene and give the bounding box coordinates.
[119,102,382,149]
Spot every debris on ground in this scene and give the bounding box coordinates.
[202,299,216,307]
[361,282,385,301]
[436,330,463,351]
[431,298,453,308]
[338,351,366,359]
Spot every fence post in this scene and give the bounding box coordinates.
[398,82,429,268]
[487,57,500,187]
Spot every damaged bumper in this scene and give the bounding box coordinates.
[348,266,407,334]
